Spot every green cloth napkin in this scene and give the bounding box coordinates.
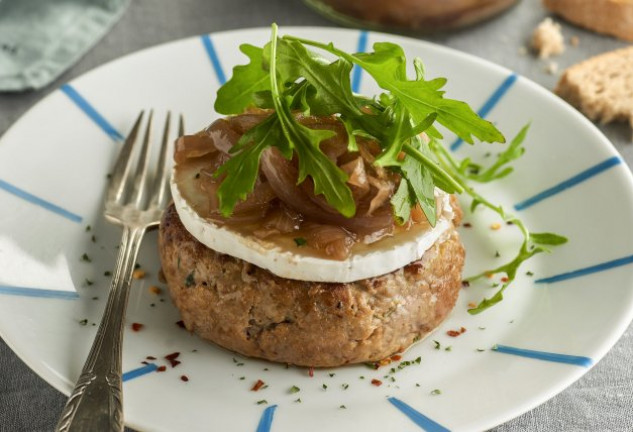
[0,0,129,91]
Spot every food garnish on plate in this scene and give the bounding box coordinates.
[158,25,566,367]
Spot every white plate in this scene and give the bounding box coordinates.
[1,27,633,432]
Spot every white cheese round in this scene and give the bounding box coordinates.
[171,177,454,283]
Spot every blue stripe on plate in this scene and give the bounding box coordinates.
[388,397,450,432]
[351,30,369,93]
[493,344,592,367]
[122,363,158,382]
[201,34,227,85]
[536,254,633,284]
[0,178,82,223]
[450,73,518,151]
[255,404,278,432]
[0,285,79,300]
[514,156,621,211]
[60,84,124,141]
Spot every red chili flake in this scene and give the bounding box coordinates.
[251,379,265,391]
[156,366,167,372]
[371,379,383,387]
[463,223,472,228]
[131,323,144,332]
[501,276,509,283]
[461,280,470,288]
[447,327,467,337]
[146,356,157,360]
[308,367,314,378]
[175,320,186,329]
[180,375,189,382]
[165,352,181,368]
[390,355,402,361]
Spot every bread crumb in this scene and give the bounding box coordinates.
[545,61,559,75]
[569,36,579,47]
[531,18,565,59]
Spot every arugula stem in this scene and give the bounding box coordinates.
[402,143,463,194]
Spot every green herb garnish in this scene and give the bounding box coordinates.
[210,24,566,312]
[428,132,567,314]
[214,24,498,223]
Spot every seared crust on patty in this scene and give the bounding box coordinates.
[159,202,465,367]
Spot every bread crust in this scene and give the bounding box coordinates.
[543,0,633,41]
[158,203,465,367]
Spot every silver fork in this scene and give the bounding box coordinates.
[55,111,182,432]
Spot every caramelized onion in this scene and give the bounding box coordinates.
[303,223,356,260]
[260,147,395,237]
[174,132,217,164]
[341,157,370,203]
[367,176,394,216]
[253,205,303,239]
[174,112,429,259]
[226,113,270,135]
[204,119,241,154]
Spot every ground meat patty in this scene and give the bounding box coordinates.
[158,203,465,367]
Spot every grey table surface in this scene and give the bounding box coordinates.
[1,0,632,431]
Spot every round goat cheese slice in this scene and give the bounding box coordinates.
[170,176,454,283]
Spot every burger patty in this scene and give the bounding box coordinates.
[158,203,465,367]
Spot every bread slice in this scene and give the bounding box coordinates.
[543,0,633,41]
[555,46,633,133]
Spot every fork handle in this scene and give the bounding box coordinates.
[56,226,146,432]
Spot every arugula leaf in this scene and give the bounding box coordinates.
[215,44,270,114]
[275,38,362,117]
[465,124,529,182]
[374,101,409,167]
[402,141,462,194]
[530,232,568,246]
[208,26,568,315]
[215,116,281,216]
[427,133,568,314]
[467,286,507,314]
[401,158,436,226]
[269,25,356,218]
[285,37,505,145]
[339,116,359,151]
[391,179,414,225]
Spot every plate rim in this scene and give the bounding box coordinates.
[1,25,633,432]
